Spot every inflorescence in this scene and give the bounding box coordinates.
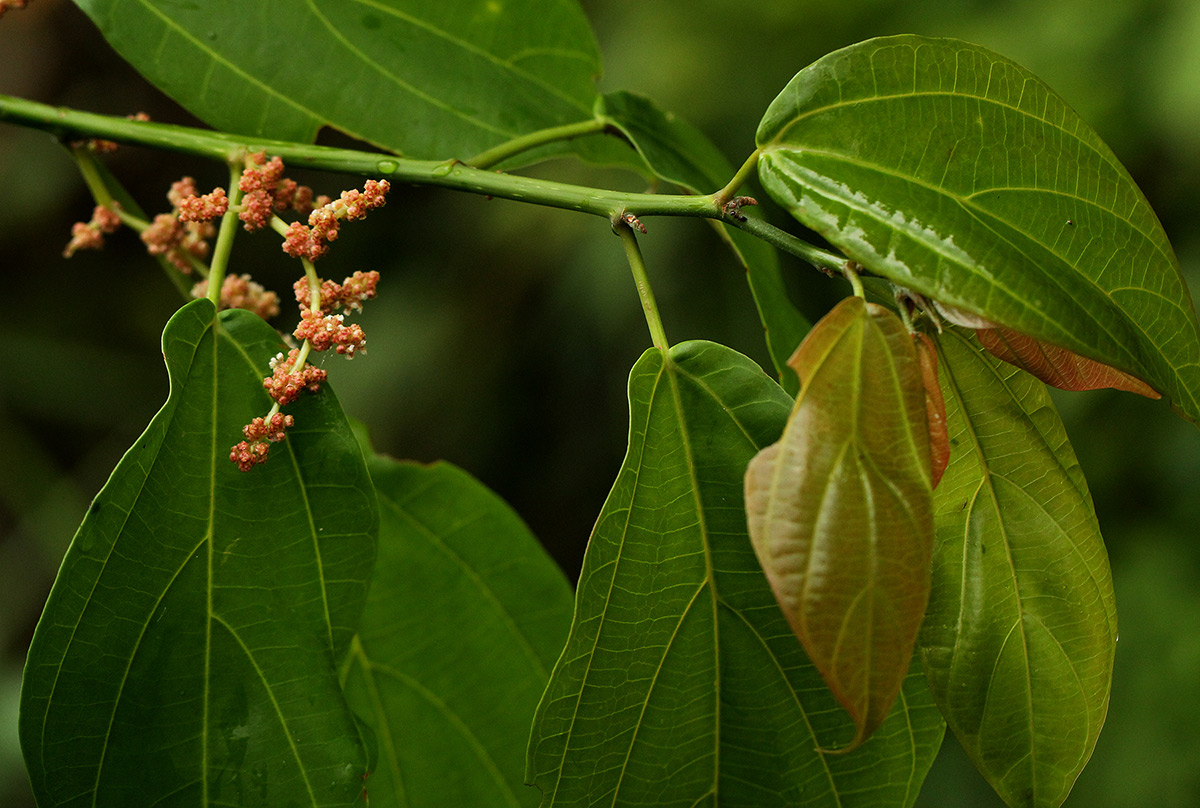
[64,147,390,472]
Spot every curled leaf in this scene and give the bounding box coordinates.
[977,326,1161,399]
[915,332,951,487]
[745,296,934,748]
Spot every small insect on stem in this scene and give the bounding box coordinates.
[1067,220,1075,226]
[722,195,758,222]
[618,211,647,234]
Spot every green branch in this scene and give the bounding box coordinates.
[0,93,848,269]
[0,94,713,221]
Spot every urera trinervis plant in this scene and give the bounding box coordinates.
[2,3,1198,808]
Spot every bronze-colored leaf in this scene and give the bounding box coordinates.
[915,332,951,488]
[977,327,1160,399]
[745,296,935,749]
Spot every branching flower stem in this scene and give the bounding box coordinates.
[67,145,204,294]
[204,162,245,308]
[69,145,116,208]
[265,212,322,413]
[617,220,669,352]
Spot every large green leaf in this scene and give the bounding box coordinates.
[341,457,574,807]
[73,0,612,161]
[598,91,811,394]
[920,328,1116,808]
[745,297,934,747]
[20,299,377,807]
[756,34,1200,424]
[527,340,944,807]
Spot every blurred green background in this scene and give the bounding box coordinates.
[2,1,1198,805]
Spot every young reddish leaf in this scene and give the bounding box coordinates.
[914,333,951,488]
[745,296,935,749]
[977,327,1161,399]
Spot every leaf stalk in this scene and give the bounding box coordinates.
[465,118,612,169]
[617,220,669,351]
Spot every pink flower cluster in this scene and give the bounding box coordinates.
[188,156,390,472]
[63,204,122,257]
[191,273,281,319]
[293,270,380,313]
[138,177,218,272]
[177,188,229,222]
[236,152,324,231]
[294,309,367,357]
[263,349,329,406]
[229,412,295,472]
[231,268,379,471]
[282,180,390,261]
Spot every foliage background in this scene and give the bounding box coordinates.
[1,1,1197,805]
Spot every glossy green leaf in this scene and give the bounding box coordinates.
[598,91,811,394]
[341,457,573,808]
[527,340,944,807]
[756,34,1200,424]
[20,299,377,807]
[73,0,610,161]
[745,297,935,746]
[920,328,1117,808]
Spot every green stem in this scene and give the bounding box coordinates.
[714,147,762,204]
[70,147,116,207]
[0,95,714,220]
[301,256,322,313]
[205,162,245,307]
[3,94,846,277]
[729,214,847,273]
[617,220,669,351]
[465,118,611,169]
[843,262,865,298]
[67,145,198,296]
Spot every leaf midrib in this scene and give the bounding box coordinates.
[673,351,847,802]
[765,88,1122,179]
[936,336,1039,797]
[766,151,1182,395]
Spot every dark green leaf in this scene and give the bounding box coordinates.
[920,328,1117,808]
[341,458,573,808]
[598,92,811,393]
[527,340,944,807]
[745,297,935,746]
[74,0,609,160]
[20,299,377,807]
[756,34,1200,424]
